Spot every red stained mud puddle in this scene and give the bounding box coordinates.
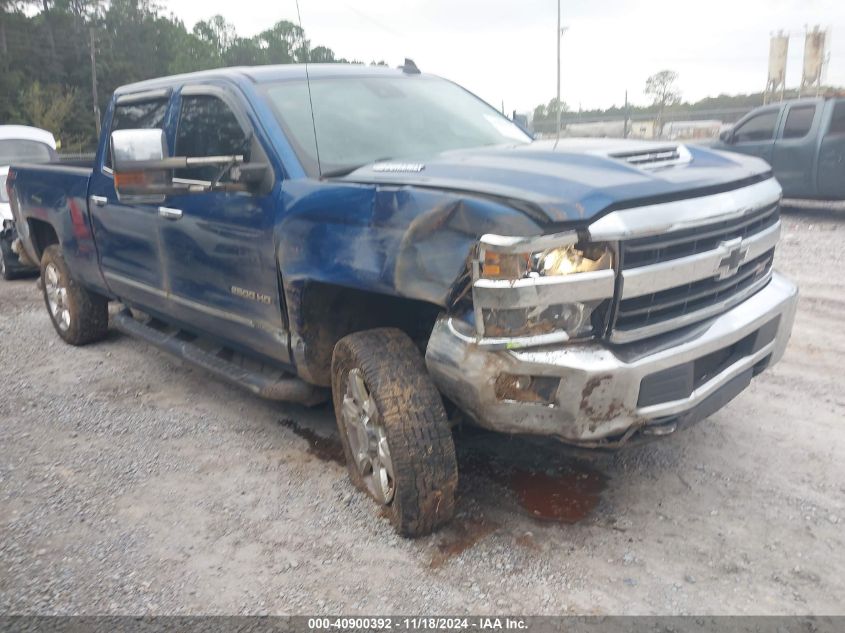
[278,418,345,465]
[430,518,499,568]
[507,468,607,523]
[429,457,606,567]
[460,444,608,525]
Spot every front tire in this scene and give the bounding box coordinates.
[331,328,458,537]
[40,245,108,345]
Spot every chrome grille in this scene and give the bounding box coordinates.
[611,202,781,343]
[615,249,774,335]
[622,203,779,268]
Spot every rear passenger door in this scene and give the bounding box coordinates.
[771,102,819,198]
[88,91,172,312]
[158,85,289,363]
[728,107,781,164]
[818,100,845,200]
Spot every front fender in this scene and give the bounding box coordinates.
[276,179,543,309]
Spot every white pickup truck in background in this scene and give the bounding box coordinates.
[1,125,57,280]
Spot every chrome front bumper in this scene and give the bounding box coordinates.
[426,272,798,446]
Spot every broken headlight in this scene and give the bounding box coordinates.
[474,233,615,341]
[481,241,612,280]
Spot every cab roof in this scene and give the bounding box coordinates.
[115,63,415,96]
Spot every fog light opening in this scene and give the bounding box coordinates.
[494,373,560,405]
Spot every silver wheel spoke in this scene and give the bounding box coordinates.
[341,368,396,505]
[44,263,70,331]
[349,371,368,405]
[377,432,394,480]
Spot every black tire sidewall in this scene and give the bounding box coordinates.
[331,328,458,537]
[40,245,107,345]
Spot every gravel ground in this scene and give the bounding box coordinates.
[1,209,844,615]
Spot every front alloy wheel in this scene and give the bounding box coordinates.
[341,368,395,504]
[331,328,458,537]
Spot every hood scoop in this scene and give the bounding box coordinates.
[609,144,692,170]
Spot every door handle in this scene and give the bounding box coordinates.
[90,195,108,207]
[158,207,183,220]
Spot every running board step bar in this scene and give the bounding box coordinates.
[113,310,328,406]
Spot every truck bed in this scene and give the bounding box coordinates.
[8,163,106,293]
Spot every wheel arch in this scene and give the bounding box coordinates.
[287,280,443,387]
[26,218,59,261]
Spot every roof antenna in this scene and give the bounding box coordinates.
[400,58,420,74]
[295,0,323,177]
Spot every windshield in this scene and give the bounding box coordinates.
[0,139,55,165]
[261,75,531,176]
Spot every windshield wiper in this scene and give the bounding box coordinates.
[321,164,367,178]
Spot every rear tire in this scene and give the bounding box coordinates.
[40,245,108,345]
[0,239,15,280]
[331,328,458,537]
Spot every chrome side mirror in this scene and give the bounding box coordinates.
[111,129,172,203]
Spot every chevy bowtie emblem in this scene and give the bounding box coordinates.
[716,238,748,280]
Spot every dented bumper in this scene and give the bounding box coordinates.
[426,272,798,446]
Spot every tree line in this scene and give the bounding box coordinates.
[0,0,383,151]
[532,68,845,134]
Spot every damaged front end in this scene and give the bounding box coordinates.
[425,180,799,448]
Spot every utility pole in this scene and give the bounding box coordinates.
[555,0,561,145]
[89,27,101,137]
[623,90,629,138]
[555,4,569,146]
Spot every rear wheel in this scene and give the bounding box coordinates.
[40,245,108,345]
[0,238,15,280]
[331,328,458,537]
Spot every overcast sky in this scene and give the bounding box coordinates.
[164,0,845,113]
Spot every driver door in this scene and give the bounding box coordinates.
[727,107,782,164]
[157,85,290,364]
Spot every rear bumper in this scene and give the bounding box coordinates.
[426,271,798,446]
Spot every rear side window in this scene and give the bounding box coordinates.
[733,110,779,143]
[829,101,845,135]
[782,105,816,139]
[174,95,250,182]
[105,99,168,169]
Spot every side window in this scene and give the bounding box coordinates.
[782,105,816,139]
[105,99,168,169]
[174,95,250,182]
[829,101,845,136]
[733,111,779,144]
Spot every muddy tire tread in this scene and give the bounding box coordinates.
[332,327,457,537]
[41,245,108,346]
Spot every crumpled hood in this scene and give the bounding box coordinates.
[340,138,773,224]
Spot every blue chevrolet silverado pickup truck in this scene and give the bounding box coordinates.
[6,63,798,536]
